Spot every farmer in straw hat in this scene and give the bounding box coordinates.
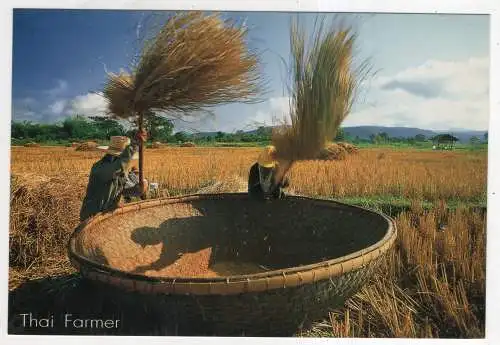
[79,130,148,221]
[248,145,289,200]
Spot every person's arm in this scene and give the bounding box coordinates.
[270,165,288,192]
[248,163,261,192]
[99,130,147,180]
[94,143,138,182]
[123,172,146,198]
[116,140,139,172]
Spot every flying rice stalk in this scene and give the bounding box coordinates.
[101,11,266,195]
[272,17,370,184]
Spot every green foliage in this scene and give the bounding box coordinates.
[469,136,480,145]
[173,131,188,143]
[143,112,174,142]
[334,128,345,141]
[11,114,177,145]
[11,115,126,143]
[415,134,426,142]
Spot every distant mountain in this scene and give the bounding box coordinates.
[341,126,436,140]
[190,126,487,143]
[342,126,487,142]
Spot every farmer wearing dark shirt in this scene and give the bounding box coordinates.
[79,131,148,221]
[248,145,289,200]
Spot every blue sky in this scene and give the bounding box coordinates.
[11,10,490,132]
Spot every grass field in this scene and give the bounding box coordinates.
[8,146,487,337]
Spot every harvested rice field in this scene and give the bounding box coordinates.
[9,145,487,337]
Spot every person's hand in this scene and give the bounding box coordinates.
[142,179,149,195]
[282,177,290,188]
[135,129,148,142]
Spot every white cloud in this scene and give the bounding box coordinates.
[49,100,67,115]
[345,56,489,130]
[243,56,489,132]
[68,93,108,117]
[46,80,68,98]
[247,96,291,129]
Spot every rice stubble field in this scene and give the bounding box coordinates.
[8,145,487,337]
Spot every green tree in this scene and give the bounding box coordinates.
[415,134,426,142]
[334,128,345,141]
[143,112,174,142]
[215,131,225,141]
[378,132,389,143]
[89,116,126,139]
[62,115,96,140]
[470,136,480,145]
[174,131,188,143]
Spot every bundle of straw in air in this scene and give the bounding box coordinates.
[272,18,369,182]
[102,11,264,120]
[100,11,265,192]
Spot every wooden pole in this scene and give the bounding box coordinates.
[138,112,145,199]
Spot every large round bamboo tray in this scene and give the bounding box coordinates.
[68,193,397,336]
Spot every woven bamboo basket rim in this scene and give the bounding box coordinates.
[68,193,397,295]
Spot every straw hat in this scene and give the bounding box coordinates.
[97,136,139,159]
[258,145,277,168]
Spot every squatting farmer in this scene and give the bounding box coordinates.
[79,130,148,221]
[248,145,289,200]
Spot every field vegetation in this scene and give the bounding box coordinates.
[9,146,487,337]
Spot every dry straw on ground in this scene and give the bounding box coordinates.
[9,147,486,336]
[306,203,486,338]
[9,173,87,288]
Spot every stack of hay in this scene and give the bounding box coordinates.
[151,141,162,149]
[9,172,88,288]
[317,141,359,160]
[318,143,348,160]
[75,141,99,151]
[271,18,369,181]
[180,142,196,147]
[337,141,359,154]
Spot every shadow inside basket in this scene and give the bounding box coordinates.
[73,196,388,279]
